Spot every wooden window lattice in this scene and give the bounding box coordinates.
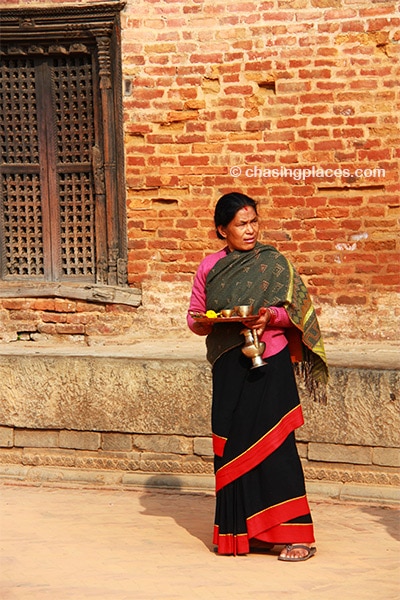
[1,57,44,277]
[0,2,129,293]
[2,173,44,276]
[53,56,94,165]
[1,53,96,281]
[59,172,95,277]
[0,57,39,166]
[53,56,96,277]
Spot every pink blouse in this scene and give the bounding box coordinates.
[187,248,294,359]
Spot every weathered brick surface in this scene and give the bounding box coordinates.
[133,434,193,455]
[308,443,373,465]
[102,433,133,452]
[0,427,13,448]
[0,0,398,345]
[119,0,399,342]
[193,437,214,457]
[0,350,398,489]
[14,430,59,449]
[373,447,400,468]
[59,431,101,451]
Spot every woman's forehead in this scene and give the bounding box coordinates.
[234,206,257,219]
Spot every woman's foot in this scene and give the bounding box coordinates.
[278,544,316,562]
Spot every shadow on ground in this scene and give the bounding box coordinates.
[361,505,400,542]
[138,475,216,551]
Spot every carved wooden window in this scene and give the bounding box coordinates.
[0,2,133,303]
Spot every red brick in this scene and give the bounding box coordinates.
[297,128,330,138]
[53,299,76,313]
[38,323,57,335]
[2,299,33,310]
[190,53,224,64]
[276,117,308,129]
[9,310,37,321]
[299,68,331,79]
[42,311,67,324]
[55,323,85,334]
[276,81,312,94]
[32,299,56,312]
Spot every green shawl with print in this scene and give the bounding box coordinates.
[205,242,328,403]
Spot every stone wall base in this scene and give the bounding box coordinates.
[0,463,398,507]
[0,342,398,506]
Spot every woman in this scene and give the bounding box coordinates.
[187,192,328,561]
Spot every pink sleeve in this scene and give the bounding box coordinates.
[187,251,226,336]
[267,306,292,328]
[187,262,209,335]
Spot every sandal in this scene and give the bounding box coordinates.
[278,544,316,562]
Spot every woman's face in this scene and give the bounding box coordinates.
[217,206,259,252]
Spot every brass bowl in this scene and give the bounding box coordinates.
[234,305,253,317]
[220,309,235,318]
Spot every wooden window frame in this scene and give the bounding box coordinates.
[0,1,140,307]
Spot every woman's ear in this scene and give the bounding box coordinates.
[217,225,227,239]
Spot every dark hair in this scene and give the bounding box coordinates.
[214,192,258,240]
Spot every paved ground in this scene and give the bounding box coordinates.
[0,483,399,600]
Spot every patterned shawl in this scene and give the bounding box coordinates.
[205,242,328,403]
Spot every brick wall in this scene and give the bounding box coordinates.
[1,0,399,344]
[122,0,399,343]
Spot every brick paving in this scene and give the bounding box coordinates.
[0,483,399,600]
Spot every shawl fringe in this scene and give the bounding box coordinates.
[294,361,327,405]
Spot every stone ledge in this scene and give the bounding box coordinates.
[0,341,398,495]
[0,465,398,506]
[0,338,398,370]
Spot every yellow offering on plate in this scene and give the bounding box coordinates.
[205,310,219,318]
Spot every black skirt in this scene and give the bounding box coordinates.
[211,344,314,555]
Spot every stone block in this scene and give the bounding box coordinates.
[139,452,211,474]
[296,441,308,459]
[133,434,192,455]
[0,348,398,494]
[372,447,400,467]
[340,483,400,505]
[102,433,132,452]
[308,443,372,465]
[0,449,23,464]
[21,448,75,467]
[139,452,186,473]
[193,437,213,456]
[73,452,140,472]
[296,367,400,447]
[0,427,13,447]
[0,355,212,436]
[59,430,100,451]
[14,429,59,448]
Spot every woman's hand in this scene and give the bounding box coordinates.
[192,321,213,336]
[243,307,271,339]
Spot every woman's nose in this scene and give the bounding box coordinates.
[246,222,254,233]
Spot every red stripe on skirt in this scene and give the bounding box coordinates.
[255,523,315,544]
[215,404,304,493]
[213,526,250,555]
[213,496,315,554]
[247,495,314,542]
[212,433,227,457]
